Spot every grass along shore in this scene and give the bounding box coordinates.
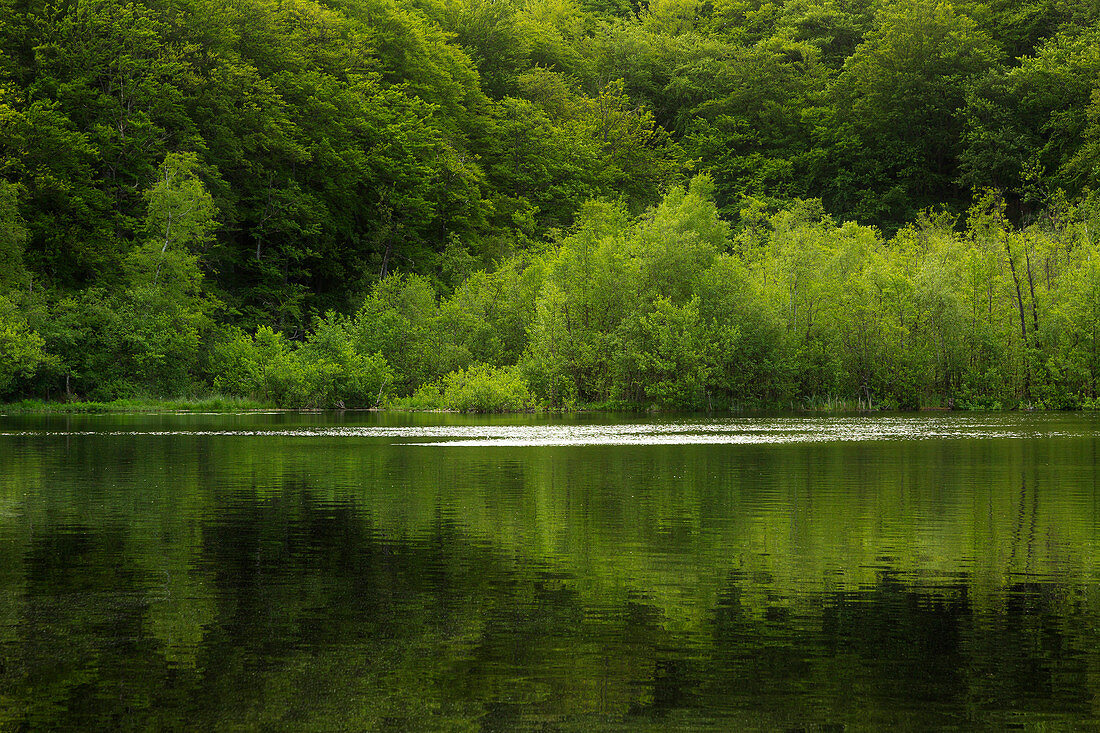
[0,396,274,414]
[4,394,1100,415]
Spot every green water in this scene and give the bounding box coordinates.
[2,412,1100,729]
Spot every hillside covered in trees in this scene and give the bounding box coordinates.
[2,0,1100,409]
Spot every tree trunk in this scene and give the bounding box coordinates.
[1025,248,1039,339]
[1003,229,1030,397]
[1003,232,1027,342]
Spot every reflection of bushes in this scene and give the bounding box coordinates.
[10,507,1093,730]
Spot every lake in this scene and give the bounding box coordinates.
[2,411,1099,729]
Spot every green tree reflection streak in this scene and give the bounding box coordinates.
[1,413,1100,728]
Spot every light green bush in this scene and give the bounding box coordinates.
[213,320,392,408]
[0,295,44,396]
[400,363,536,412]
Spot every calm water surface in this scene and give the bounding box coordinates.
[2,411,1100,730]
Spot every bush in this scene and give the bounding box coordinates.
[212,320,392,408]
[613,297,710,408]
[399,363,536,412]
[0,295,44,397]
[212,326,292,402]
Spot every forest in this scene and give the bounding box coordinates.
[2,0,1100,410]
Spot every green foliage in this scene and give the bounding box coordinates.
[825,0,1000,228]
[2,0,1100,408]
[961,25,1100,207]
[427,0,531,98]
[524,176,730,406]
[439,254,544,365]
[525,199,636,404]
[293,312,393,407]
[401,362,535,411]
[211,325,293,401]
[0,295,44,396]
[128,152,218,290]
[212,322,391,408]
[614,296,710,407]
[695,253,785,403]
[41,286,211,399]
[1,395,268,413]
[0,179,27,287]
[351,272,467,394]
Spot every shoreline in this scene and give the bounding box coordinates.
[1,397,1092,416]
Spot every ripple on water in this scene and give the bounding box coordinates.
[0,414,1089,445]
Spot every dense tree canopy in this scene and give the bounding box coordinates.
[2,0,1100,408]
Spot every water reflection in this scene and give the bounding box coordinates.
[0,413,1099,728]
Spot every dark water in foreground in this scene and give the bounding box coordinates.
[2,412,1100,730]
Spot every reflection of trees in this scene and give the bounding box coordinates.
[1009,477,1040,574]
[695,570,1099,729]
[3,486,1100,730]
[4,422,1100,728]
[4,526,188,730]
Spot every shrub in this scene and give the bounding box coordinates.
[400,363,536,412]
[0,295,44,396]
[212,321,392,408]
